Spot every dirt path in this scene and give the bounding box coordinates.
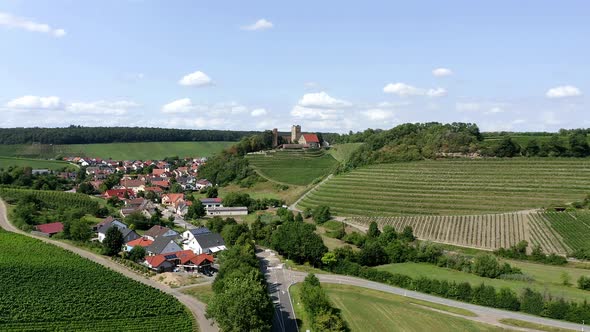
[0,199,217,332]
[289,174,333,212]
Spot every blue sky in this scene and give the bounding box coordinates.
[0,0,587,133]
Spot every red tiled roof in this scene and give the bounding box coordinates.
[193,254,214,266]
[163,193,184,204]
[152,180,170,188]
[145,255,167,268]
[152,169,166,176]
[105,189,134,199]
[143,186,163,193]
[127,237,154,247]
[301,133,320,143]
[36,222,64,235]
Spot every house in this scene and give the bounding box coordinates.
[162,193,185,207]
[144,254,175,272]
[175,200,193,216]
[299,133,321,149]
[32,169,51,175]
[119,178,145,192]
[146,236,183,256]
[93,216,116,231]
[200,198,223,209]
[120,198,157,218]
[206,207,248,216]
[182,228,226,255]
[97,219,127,242]
[144,225,179,241]
[104,189,135,200]
[151,180,170,189]
[121,228,141,244]
[125,237,154,252]
[35,222,64,237]
[175,250,214,272]
[194,179,212,190]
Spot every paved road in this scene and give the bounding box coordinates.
[257,249,299,332]
[0,199,217,332]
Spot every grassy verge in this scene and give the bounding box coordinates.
[289,283,312,332]
[181,284,214,305]
[408,298,477,317]
[499,319,577,332]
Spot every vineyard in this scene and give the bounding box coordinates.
[541,211,590,252]
[298,158,590,216]
[0,187,99,212]
[347,212,570,254]
[0,230,194,331]
[246,149,339,185]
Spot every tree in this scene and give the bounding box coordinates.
[569,132,590,157]
[206,187,218,198]
[170,183,183,193]
[125,211,150,230]
[103,227,124,256]
[578,276,590,290]
[400,225,415,242]
[128,246,146,263]
[520,288,544,315]
[358,241,388,266]
[206,270,273,332]
[223,192,252,208]
[295,212,304,222]
[70,219,92,242]
[523,139,541,157]
[221,223,250,246]
[321,252,338,269]
[313,205,331,224]
[367,221,381,238]
[561,272,572,286]
[472,254,501,278]
[186,202,206,219]
[493,137,520,157]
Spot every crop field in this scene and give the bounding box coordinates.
[298,159,590,216]
[0,141,233,160]
[321,284,504,332]
[541,211,590,252]
[0,156,75,171]
[347,212,570,254]
[0,230,194,331]
[246,149,339,185]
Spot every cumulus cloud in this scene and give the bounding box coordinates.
[241,18,273,31]
[162,98,194,113]
[0,12,66,37]
[546,85,582,98]
[362,109,395,121]
[178,71,213,87]
[5,96,63,110]
[384,83,447,98]
[432,68,453,77]
[297,91,352,109]
[250,108,267,117]
[66,100,140,115]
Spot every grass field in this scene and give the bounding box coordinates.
[377,262,590,303]
[346,211,571,254]
[326,143,364,162]
[246,149,339,185]
[298,158,590,216]
[218,180,307,205]
[181,284,214,305]
[320,284,504,332]
[0,229,194,331]
[0,156,76,170]
[499,319,576,332]
[0,141,233,160]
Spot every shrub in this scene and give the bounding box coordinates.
[578,276,590,290]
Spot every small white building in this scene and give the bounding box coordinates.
[182,228,226,255]
[206,207,248,216]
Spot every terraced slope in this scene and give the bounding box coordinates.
[298,159,590,216]
[347,212,570,254]
[246,149,339,186]
[541,211,590,252]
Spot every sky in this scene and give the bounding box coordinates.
[0,0,588,133]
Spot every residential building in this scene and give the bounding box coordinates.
[181,228,226,255]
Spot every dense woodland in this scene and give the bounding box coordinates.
[0,126,258,144]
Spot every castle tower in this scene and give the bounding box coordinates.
[272,128,278,147]
[291,125,301,143]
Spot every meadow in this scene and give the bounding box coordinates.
[318,284,504,332]
[298,158,590,216]
[0,230,194,331]
[326,143,364,162]
[376,262,590,304]
[0,141,233,160]
[246,149,339,185]
[0,156,75,171]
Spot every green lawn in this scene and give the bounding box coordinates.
[321,283,505,332]
[181,284,214,305]
[377,262,590,303]
[0,141,233,160]
[299,158,590,216]
[499,319,577,332]
[502,259,590,287]
[0,156,76,170]
[246,149,339,186]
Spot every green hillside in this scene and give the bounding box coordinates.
[327,143,364,162]
[0,141,233,160]
[0,229,193,331]
[298,158,590,216]
[0,157,76,171]
[246,149,339,186]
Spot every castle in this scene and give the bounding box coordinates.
[272,125,320,149]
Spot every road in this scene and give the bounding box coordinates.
[257,249,299,332]
[0,199,217,332]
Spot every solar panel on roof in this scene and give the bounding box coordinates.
[164,254,177,260]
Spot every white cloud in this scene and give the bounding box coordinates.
[383,83,422,96]
[362,109,395,121]
[485,107,505,114]
[426,88,447,97]
[5,96,63,110]
[298,92,352,109]
[432,68,453,77]
[0,12,66,37]
[455,102,481,112]
[162,98,193,113]
[251,108,267,117]
[241,19,273,31]
[291,105,341,120]
[178,71,213,87]
[546,85,582,98]
[66,100,140,115]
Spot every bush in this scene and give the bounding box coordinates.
[578,276,590,290]
[313,205,331,224]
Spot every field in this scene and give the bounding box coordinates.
[318,284,504,332]
[246,149,339,186]
[0,230,194,331]
[181,284,214,305]
[298,158,590,216]
[541,211,590,252]
[377,262,590,303]
[326,143,364,162]
[0,141,233,160]
[346,212,570,254]
[0,156,75,171]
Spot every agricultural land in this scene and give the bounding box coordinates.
[0,156,75,171]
